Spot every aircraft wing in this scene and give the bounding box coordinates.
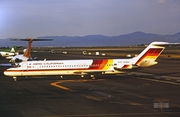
[0,63,13,67]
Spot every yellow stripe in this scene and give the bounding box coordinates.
[103,59,113,70]
[145,56,158,60]
[51,82,73,91]
[51,79,104,91]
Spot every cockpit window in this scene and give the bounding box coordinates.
[12,64,21,68]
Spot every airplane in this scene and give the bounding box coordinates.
[0,38,53,66]
[3,41,178,81]
[0,46,19,59]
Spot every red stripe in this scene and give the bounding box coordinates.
[135,48,163,65]
[98,59,108,69]
[145,49,162,56]
[88,59,106,70]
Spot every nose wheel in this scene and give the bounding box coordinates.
[13,77,17,81]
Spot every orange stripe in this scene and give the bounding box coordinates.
[102,59,113,70]
[98,59,108,69]
[136,48,163,65]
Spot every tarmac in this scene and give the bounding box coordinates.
[0,52,180,117]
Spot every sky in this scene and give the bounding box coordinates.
[0,0,180,39]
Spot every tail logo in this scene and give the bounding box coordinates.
[135,47,164,65]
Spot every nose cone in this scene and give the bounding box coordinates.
[4,70,12,76]
[4,70,8,76]
[4,68,19,77]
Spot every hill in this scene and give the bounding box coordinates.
[0,31,180,47]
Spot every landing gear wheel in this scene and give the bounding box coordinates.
[13,77,17,81]
[90,74,95,80]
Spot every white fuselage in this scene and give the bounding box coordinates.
[4,41,172,79]
[4,59,133,77]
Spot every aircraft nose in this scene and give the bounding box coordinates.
[0,53,2,57]
[4,70,10,76]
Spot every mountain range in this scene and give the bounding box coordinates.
[0,31,180,47]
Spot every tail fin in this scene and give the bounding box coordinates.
[10,38,53,61]
[10,47,15,53]
[23,38,33,58]
[132,42,176,67]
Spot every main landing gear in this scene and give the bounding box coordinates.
[80,74,95,80]
[90,74,95,80]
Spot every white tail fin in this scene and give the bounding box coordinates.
[10,48,15,53]
[132,42,177,67]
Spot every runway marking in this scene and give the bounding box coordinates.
[50,79,104,91]
[125,100,143,106]
[118,90,148,99]
[138,77,180,86]
[51,82,73,91]
[40,112,180,117]
[81,92,145,105]
[80,94,102,101]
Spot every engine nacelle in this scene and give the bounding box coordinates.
[23,49,27,53]
[14,58,23,63]
[11,54,29,63]
[114,64,133,70]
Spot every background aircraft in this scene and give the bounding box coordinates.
[0,46,20,59]
[3,41,179,81]
[0,38,53,66]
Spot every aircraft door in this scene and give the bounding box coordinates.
[22,63,28,71]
